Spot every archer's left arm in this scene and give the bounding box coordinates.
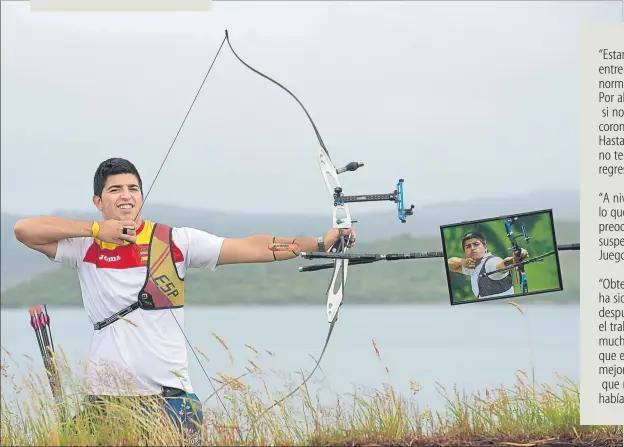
[487,249,530,277]
[216,229,356,266]
[496,248,529,271]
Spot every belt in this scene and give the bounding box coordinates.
[85,386,186,405]
[161,386,186,398]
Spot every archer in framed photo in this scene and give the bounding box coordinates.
[441,209,564,305]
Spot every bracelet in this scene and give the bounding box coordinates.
[91,221,100,238]
[317,236,325,252]
[271,236,277,261]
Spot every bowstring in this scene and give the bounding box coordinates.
[72,34,239,435]
[126,35,242,435]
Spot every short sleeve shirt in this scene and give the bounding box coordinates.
[52,220,224,396]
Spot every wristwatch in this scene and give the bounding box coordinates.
[317,236,326,252]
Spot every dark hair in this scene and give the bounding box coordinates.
[93,158,143,197]
[461,231,486,249]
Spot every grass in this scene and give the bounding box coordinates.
[1,303,622,447]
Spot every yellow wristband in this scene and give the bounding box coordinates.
[91,221,100,238]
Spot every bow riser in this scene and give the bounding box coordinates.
[326,246,348,323]
[318,148,353,229]
[504,218,533,293]
[318,147,351,323]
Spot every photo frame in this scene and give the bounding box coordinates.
[440,209,564,305]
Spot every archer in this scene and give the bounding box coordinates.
[13,157,356,442]
[447,231,528,300]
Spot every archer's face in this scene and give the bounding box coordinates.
[93,173,144,223]
[463,238,486,260]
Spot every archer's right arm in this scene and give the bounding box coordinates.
[14,216,136,259]
[447,257,467,273]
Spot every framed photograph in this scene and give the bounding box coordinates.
[440,209,564,305]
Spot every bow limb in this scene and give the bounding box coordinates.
[224,30,327,151]
[224,31,348,328]
[225,32,352,323]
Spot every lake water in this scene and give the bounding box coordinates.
[1,303,579,413]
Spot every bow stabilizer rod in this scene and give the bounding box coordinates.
[299,243,580,272]
[478,249,557,278]
[301,250,443,262]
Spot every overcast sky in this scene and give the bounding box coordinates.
[1,1,620,216]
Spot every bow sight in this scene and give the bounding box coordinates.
[331,161,415,224]
[504,217,533,249]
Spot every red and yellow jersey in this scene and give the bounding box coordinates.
[51,220,225,396]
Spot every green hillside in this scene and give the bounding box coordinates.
[0,221,581,308]
[1,190,581,290]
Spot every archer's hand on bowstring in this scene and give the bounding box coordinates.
[322,228,357,250]
[92,219,137,245]
[462,257,478,269]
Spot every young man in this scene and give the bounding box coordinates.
[447,231,527,300]
[13,157,356,439]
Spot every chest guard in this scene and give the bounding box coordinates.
[476,254,513,298]
[138,223,185,310]
[93,223,185,331]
